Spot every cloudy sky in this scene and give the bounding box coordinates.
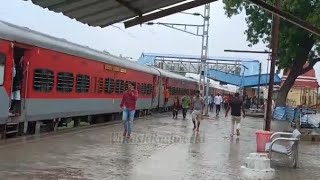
[0,0,319,82]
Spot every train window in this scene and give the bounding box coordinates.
[140,83,144,94]
[136,83,141,94]
[150,85,153,95]
[105,78,114,94]
[76,74,90,93]
[124,81,136,90]
[98,78,104,93]
[33,69,54,92]
[146,84,150,94]
[145,84,149,94]
[0,53,6,86]
[131,82,136,89]
[57,72,74,93]
[125,81,129,91]
[141,83,146,94]
[144,84,148,94]
[147,84,153,95]
[170,87,175,95]
[115,80,125,94]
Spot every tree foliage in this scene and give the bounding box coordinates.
[222,0,320,69]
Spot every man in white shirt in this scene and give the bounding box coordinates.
[214,93,223,116]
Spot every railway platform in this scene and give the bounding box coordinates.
[0,111,319,179]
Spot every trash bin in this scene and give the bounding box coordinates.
[256,130,273,152]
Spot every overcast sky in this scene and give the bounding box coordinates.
[0,0,319,82]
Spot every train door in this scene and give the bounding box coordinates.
[0,42,13,123]
[9,47,28,117]
[158,77,165,108]
[152,75,159,108]
[163,77,169,108]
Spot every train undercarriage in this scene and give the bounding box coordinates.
[1,108,164,139]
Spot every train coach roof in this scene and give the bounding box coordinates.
[0,20,159,75]
[153,67,198,82]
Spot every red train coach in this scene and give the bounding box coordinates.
[0,20,198,137]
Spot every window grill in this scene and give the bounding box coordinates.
[57,72,73,92]
[33,69,54,92]
[76,74,90,93]
[105,78,114,94]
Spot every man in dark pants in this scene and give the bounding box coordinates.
[209,94,214,112]
[214,93,223,116]
[181,95,191,119]
[225,92,245,137]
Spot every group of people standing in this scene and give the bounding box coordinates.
[171,91,204,131]
[172,90,205,131]
[119,83,245,138]
[171,91,245,136]
[172,95,192,120]
[208,93,233,116]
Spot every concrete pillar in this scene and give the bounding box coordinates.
[35,121,41,135]
[88,115,92,123]
[1,125,5,139]
[23,120,28,134]
[74,118,80,127]
[54,118,59,131]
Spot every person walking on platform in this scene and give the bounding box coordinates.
[223,94,230,111]
[172,96,180,119]
[181,95,191,120]
[209,94,214,112]
[214,93,223,116]
[120,82,138,138]
[225,92,245,137]
[191,90,204,131]
[164,88,170,111]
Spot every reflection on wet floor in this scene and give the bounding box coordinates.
[0,112,319,179]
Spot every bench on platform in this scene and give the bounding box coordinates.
[265,129,301,168]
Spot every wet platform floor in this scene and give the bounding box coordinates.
[0,112,319,180]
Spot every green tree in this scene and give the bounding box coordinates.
[223,0,320,106]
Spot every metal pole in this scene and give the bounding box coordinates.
[257,62,262,108]
[199,4,210,116]
[205,67,210,109]
[265,0,281,131]
[316,87,319,113]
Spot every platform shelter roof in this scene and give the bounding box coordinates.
[26,0,216,28]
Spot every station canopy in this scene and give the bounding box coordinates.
[26,0,216,28]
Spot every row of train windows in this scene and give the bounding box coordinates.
[33,69,153,94]
[169,87,195,95]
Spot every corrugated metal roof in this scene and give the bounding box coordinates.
[0,20,200,82]
[28,0,187,27]
[0,20,159,75]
